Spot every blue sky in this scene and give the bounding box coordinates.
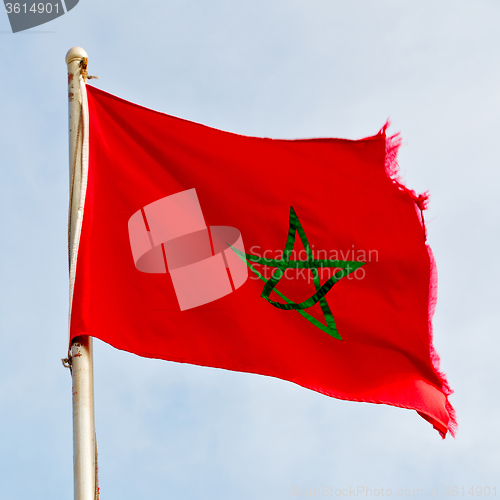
[0,1,499,498]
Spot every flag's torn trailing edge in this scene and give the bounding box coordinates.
[382,122,456,438]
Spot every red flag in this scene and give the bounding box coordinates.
[71,85,456,437]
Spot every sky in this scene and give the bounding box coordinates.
[0,1,499,498]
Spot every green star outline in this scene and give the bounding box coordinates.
[231,207,365,340]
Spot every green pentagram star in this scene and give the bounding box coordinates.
[232,207,365,340]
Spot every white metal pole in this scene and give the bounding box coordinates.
[71,337,96,500]
[66,46,97,500]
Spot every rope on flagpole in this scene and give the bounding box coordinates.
[94,433,99,500]
[62,355,73,374]
[80,57,99,81]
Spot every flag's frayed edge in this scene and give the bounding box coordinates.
[381,121,457,438]
[427,246,458,438]
[381,122,430,237]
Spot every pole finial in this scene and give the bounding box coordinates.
[65,46,88,66]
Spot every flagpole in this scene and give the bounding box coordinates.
[66,46,97,500]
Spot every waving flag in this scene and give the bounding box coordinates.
[70,85,456,437]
